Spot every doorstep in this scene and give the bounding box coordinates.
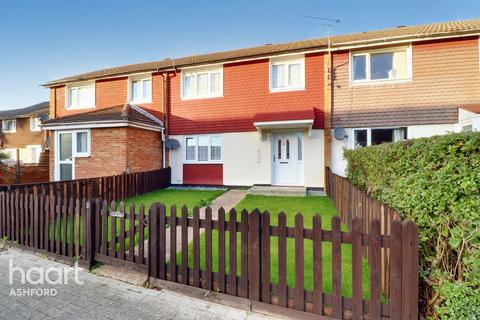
[248,185,307,197]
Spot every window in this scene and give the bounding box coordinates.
[129,75,152,103]
[210,136,222,161]
[26,145,42,163]
[186,138,196,160]
[353,127,407,148]
[462,125,473,132]
[181,67,223,99]
[76,132,88,155]
[184,135,222,163]
[67,82,95,109]
[351,47,411,83]
[297,134,303,161]
[1,149,16,161]
[30,117,41,131]
[270,55,305,91]
[198,136,209,161]
[2,119,16,133]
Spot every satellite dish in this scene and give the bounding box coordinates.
[165,138,180,150]
[333,127,348,140]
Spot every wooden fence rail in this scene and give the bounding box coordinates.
[325,167,408,301]
[0,167,171,204]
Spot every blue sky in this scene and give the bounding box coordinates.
[0,0,478,110]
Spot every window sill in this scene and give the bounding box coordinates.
[129,99,152,105]
[74,153,90,158]
[2,131,16,134]
[184,161,223,165]
[350,78,412,86]
[269,87,306,93]
[66,105,96,110]
[181,94,223,101]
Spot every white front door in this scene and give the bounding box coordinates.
[57,132,74,181]
[272,132,303,186]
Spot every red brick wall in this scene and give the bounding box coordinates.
[126,127,163,172]
[75,128,128,179]
[168,53,325,135]
[50,73,165,119]
[49,127,163,180]
[332,37,480,115]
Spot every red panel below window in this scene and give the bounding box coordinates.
[183,164,223,185]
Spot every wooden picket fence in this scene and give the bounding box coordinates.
[325,168,412,300]
[0,167,171,204]
[0,190,419,319]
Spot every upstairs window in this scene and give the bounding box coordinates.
[129,75,152,103]
[184,135,222,163]
[351,46,411,83]
[2,119,16,133]
[182,66,223,99]
[30,117,41,131]
[66,82,95,109]
[270,55,305,91]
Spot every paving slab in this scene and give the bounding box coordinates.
[0,248,281,319]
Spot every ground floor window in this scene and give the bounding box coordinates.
[184,135,222,163]
[353,127,406,149]
[26,145,42,163]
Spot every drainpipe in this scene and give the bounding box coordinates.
[159,69,170,169]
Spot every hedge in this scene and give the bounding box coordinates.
[343,132,480,319]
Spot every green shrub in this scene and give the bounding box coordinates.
[344,132,480,319]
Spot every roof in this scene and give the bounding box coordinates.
[253,109,315,123]
[42,104,163,129]
[43,18,480,87]
[0,102,49,119]
[332,106,459,128]
[459,104,480,113]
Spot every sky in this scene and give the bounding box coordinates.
[0,0,478,110]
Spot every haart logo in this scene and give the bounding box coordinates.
[8,258,84,297]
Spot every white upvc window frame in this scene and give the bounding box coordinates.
[349,45,413,85]
[30,117,41,131]
[26,144,42,163]
[65,81,96,110]
[350,127,407,149]
[128,74,152,104]
[183,135,223,164]
[181,65,223,100]
[2,119,16,133]
[269,54,306,92]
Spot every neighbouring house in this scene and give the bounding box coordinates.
[0,102,49,165]
[41,18,480,187]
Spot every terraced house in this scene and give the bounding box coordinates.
[41,18,480,189]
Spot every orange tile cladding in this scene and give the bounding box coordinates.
[168,53,325,135]
[332,37,480,117]
[49,127,162,180]
[50,73,165,119]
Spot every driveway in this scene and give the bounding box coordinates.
[0,248,277,320]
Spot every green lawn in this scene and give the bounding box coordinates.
[124,188,226,214]
[48,188,226,250]
[179,195,371,298]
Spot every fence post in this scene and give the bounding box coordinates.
[248,209,261,301]
[85,199,96,267]
[401,220,419,319]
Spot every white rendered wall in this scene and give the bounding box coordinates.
[169,130,325,188]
